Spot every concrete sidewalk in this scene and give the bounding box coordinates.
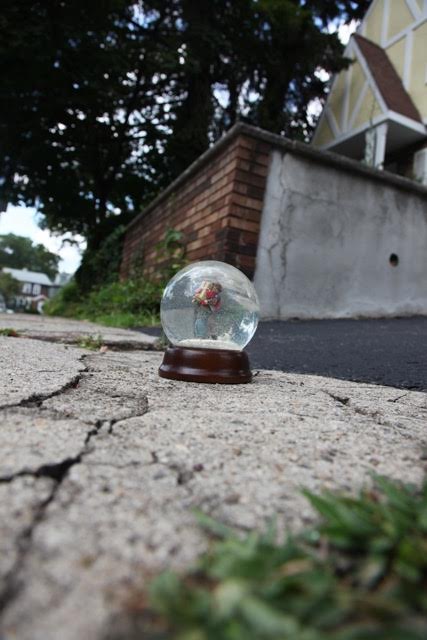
[0,317,426,639]
[0,313,159,350]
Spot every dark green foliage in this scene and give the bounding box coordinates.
[84,278,162,319]
[165,0,371,169]
[0,0,369,252]
[154,228,187,282]
[0,234,59,279]
[0,271,21,304]
[147,477,427,639]
[0,1,166,249]
[75,226,126,291]
[43,279,84,319]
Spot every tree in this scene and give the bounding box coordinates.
[165,0,370,167]
[0,1,174,252]
[0,271,21,305]
[0,0,370,253]
[0,234,60,280]
[248,0,365,137]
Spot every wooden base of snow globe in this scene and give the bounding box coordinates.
[158,346,252,384]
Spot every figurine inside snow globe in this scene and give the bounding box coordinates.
[159,261,260,383]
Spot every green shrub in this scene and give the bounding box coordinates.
[44,279,84,318]
[75,225,126,291]
[82,278,163,326]
[85,279,162,316]
[45,277,163,327]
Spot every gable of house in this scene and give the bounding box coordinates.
[312,0,427,177]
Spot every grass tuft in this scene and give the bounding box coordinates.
[77,334,104,351]
[144,476,427,639]
[0,327,20,337]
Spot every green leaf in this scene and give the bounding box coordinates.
[239,595,300,636]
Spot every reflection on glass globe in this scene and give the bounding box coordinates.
[161,261,260,351]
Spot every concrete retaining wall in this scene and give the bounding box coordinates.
[254,149,427,318]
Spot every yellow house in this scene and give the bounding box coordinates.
[312,0,427,183]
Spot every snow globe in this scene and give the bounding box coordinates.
[159,260,260,383]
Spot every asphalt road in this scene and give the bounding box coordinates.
[136,317,427,391]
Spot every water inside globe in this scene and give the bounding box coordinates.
[160,261,259,351]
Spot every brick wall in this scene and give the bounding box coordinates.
[120,129,272,280]
[121,122,427,293]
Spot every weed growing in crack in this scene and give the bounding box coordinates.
[141,476,427,640]
[78,334,104,351]
[0,328,20,337]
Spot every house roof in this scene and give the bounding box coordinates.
[353,34,422,123]
[2,267,53,286]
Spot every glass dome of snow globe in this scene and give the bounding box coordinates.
[159,260,260,383]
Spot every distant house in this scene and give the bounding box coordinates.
[312,0,427,182]
[1,267,67,312]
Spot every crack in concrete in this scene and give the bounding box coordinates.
[321,390,426,437]
[0,455,83,485]
[149,451,201,487]
[321,390,415,432]
[259,157,297,320]
[388,392,410,403]
[0,348,153,622]
[0,481,57,615]
[0,372,84,412]
[0,419,104,616]
[22,333,162,352]
[105,408,149,434]
[348,405,420,436]
[0,353,114,616]
[324,391,350,406]
[0,350,89,412]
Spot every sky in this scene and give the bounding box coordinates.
[0,205,85,274]
[334,20,358,44]
[0,20,357,277]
